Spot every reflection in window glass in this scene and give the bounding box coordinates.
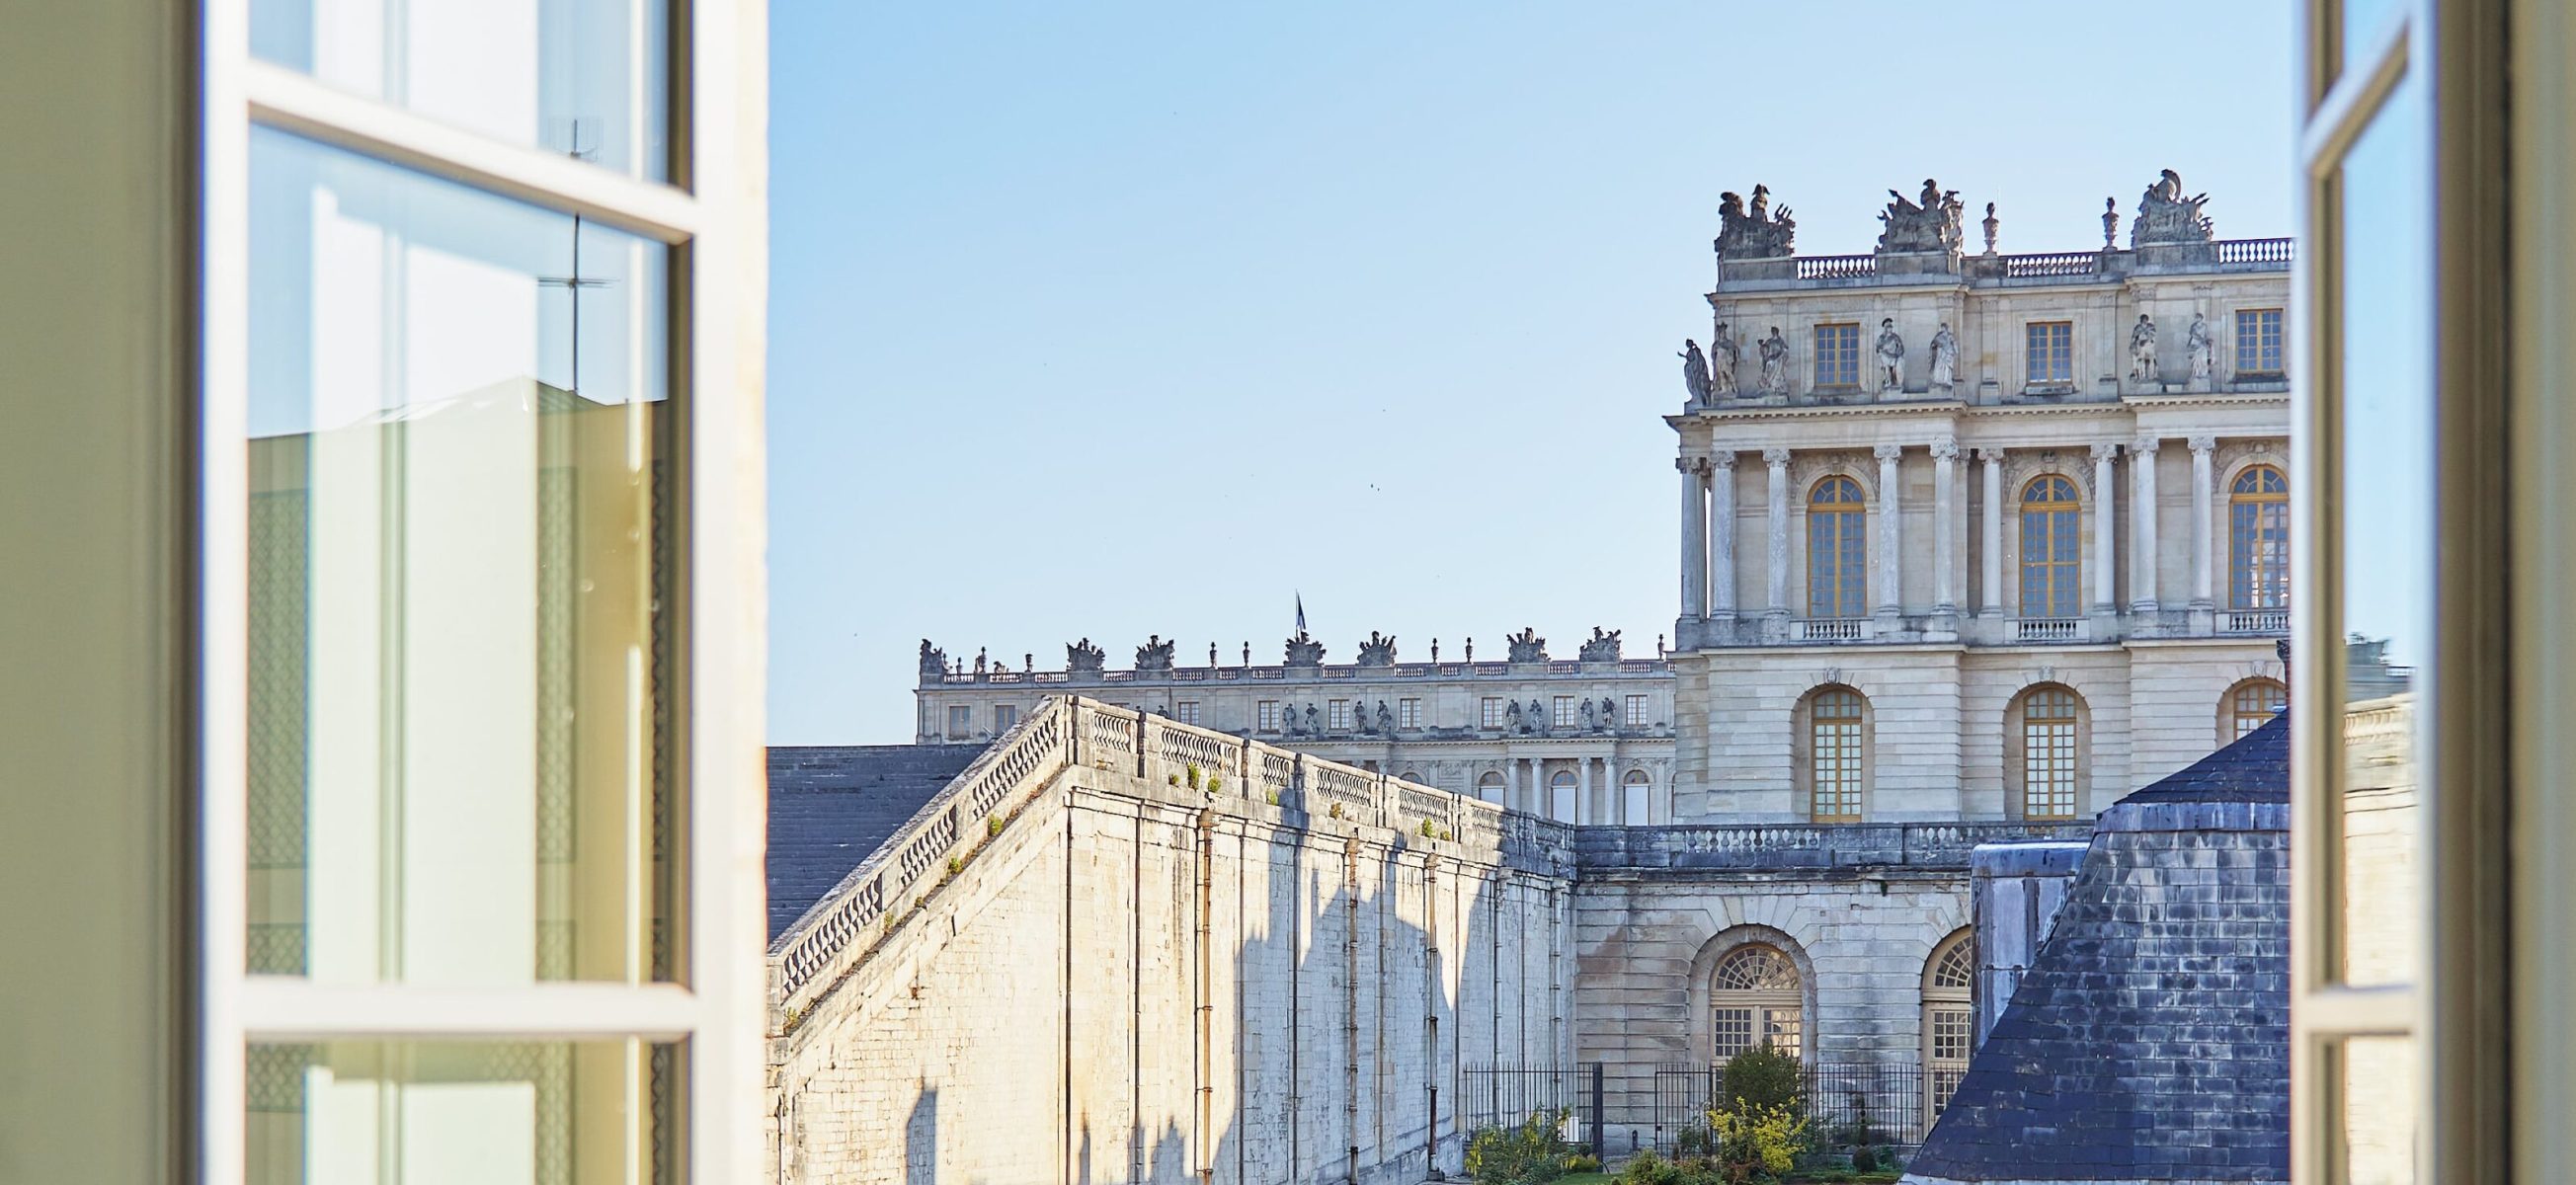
[2335,78,2426,990]
[246,128,674,986]
[2337,1035,2418,1185]
[247,1040,675,1184]
[249,0,669,180]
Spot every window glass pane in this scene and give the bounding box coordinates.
[2335,1034,2418,1184]
[2334,81,2427,988]
[247,128,674,986]
[250,0,669,181]
[248,1040,675,1184]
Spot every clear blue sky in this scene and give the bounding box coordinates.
[767,1,2297,744]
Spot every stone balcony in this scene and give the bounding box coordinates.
[1720,237,2294,292]
[1676,604,2291,651]
[926,656,1672,687]
[1574,821,2095,873]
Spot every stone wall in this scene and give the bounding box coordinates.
[767,700,1575,1185]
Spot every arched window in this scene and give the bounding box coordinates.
[2021,686,2080,820]
[2019,475,2081,618]
[1923,930,1975,1117]
[2224,677,2289,741]
[1399,770,1425,787]
[1550,769,1576,823]
[2229,465,2290,609]
[1712,944,1805,1062]
[1622,768,1652,826]
[1477,770,1506,810]
[1810,687,1865,822]
[1807,476,1867,618]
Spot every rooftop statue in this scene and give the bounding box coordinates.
[1578,626,1623,663]
[1679,339,1712,408]
[1877,178,1967,254]
[1505,627,1548,664]
[1284,630,1326,667]
[1067,637,1107,675]
[1875,318,1905,392]
[1716,184,1798,259]
[2133,168,2214,246]
[1134,634,1175,672]
[1757,327,1791,397]
[1356,631,1398,667]
[1709,323,1741,399]
[918,639,948,680]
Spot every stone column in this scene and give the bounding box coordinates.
[1576,755,1593,826]
[1710,452,1739,619]
[1932,438,1960,614]
[1875,443,1904,617]
[2131,436,2161,613]
[1678,456,1708,620]
[1504,757,1519,813]
[1765,448,1793,616]
[1978,448,2005,615]
[1527,756,1545,817]
[2189,436,2216,607]
[2091,442,2120,612]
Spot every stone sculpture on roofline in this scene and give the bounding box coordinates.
[918,639,948,681]
[1284,629,1326,667]
[1505,627,1548,664]
[1134,635,1174,672]
[1578,626,1623,663]
[1877,179,1966,254]
[1356,631,1398,667]
[2133,168,2215,246]
[1715,185,1797,259]
[1066,638,1106,675]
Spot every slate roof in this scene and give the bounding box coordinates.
[765,743,987,942]
[1905,714,2290,1184]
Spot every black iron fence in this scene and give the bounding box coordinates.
[1650,1061,1952,1157]
[1460,1063,1606,1154]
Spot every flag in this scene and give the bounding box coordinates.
[1295,593,1307,635]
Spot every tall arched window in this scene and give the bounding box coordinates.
[2229,464,2290,609]
[1477,770,1504,806]
[2021,686,2080,819]
[1923,930,1975,1118]
[1622,768,1652,826]
[1811,687,1865,822]
[2019,475,2081,617]
[1549,769,1576,823]
[1712,944,1805,1062]
[1808,476,1867,618]
[2224,677,2289,741]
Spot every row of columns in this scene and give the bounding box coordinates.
[1496,754,1640,825]
[1677,435,2226,620]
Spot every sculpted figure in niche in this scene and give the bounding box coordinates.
[1679,339,1712,408]
[1929,322,1959,394]
[1581,698,1597,730]
[1305,704,1320,733]
[1875,318,1905,393]
[1601,695,1618,726]
[2186,312,2216,390]
[1709,323,1740,398]
[1377,701,1395,733]
[2130,314,2159,385]
[1505,700,1522,730]
[1758,327,1791,396]
[1527,699,1547,734]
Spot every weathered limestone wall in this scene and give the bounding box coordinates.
[768,758,1574,1185]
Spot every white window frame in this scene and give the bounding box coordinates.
[1328,699,1351,730]
[1625,694,1649,728]
[1552,695,1575,727]
[1175,700,1201,726]
[197,3,768,1181]
[1257,700,1279,733]
[994,702,1017,733]
[1481,696,1504,728]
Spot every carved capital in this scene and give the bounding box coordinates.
[1930,437,1961,462]
[1675,456,1696,475]
[2188,434,2217,454]
[1711,449,1740,470]
[2133,435,2161,455]
[1763,447,1794,468]
[1973,446,2006,465]
[1873,443,1904,463]
[2090,441,2121,463]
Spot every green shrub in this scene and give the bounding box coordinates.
[1613,1149,1684,1185]
[1266,790,1280,806]
[1207,774,1224,794]
[1720,1045,1805,1113]
[1707,1101,1810,1184]
[1421,819,1438,837]
[1564,1152,1600,1173]
[986,815,1003,837]
[943,855,961,876]
[1329,802,1344,820]
[1167,772,1180,786]
[1186,762,1203,789]
[1463,1108,1574,1185]
[1849,1145,1877,1172]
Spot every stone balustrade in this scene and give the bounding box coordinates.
[930,657,1668,686]
[1795,254,1879,280]
[1574,821,2093,872]
[2214,237,2295,265]
[2001,251,2100,277]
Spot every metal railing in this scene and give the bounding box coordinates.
[1577,821,2091,871]
[1650,1061,1961,1156]
[1462,1063,1606,1154]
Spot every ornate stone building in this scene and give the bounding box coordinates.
[854,174,2298,1172]
[912,628,1683,824]
[1670,172,2292,825]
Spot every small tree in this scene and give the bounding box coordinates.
[1720,1045,1805,1113]
[1463,1108,1574,1185]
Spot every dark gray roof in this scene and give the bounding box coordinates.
[1906,714,2290,1183]
[765,743,986,941]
